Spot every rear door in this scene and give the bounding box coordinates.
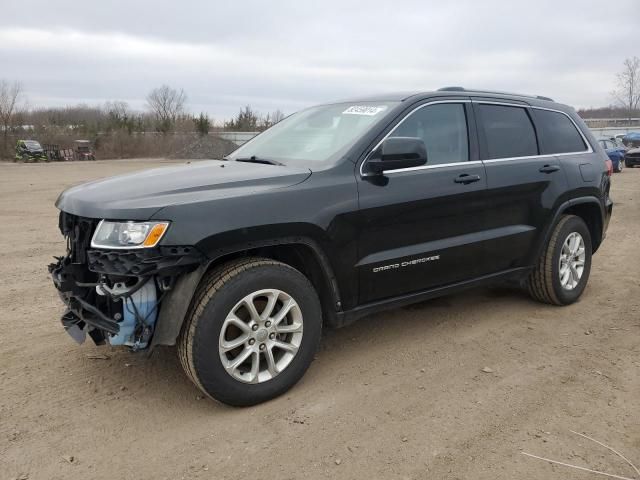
[531,106,594,199]
[473,100,569,271]
[356,99,491,304]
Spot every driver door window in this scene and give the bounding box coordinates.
[389,103,469,165]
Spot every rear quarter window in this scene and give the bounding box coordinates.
[533,109,587,154]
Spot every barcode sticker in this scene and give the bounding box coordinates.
[342,105,388,116]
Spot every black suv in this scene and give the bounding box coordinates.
[49,88,613,406]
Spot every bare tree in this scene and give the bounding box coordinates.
[224,105,260,131]
[146,85,187,133]
[262,109,285,129]
[612,56,640,122]
[271,109,285,124]
[105,100,129,120]
[0,80,23,159]
[104,100,134,133]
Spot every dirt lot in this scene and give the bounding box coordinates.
[1,159,639,480]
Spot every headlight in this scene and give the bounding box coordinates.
[91,220,170,249]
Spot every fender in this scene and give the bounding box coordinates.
[531,195,605,265]
[151,236,342,348]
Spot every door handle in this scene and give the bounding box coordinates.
[454,173,481,184]
[539,164,560,174]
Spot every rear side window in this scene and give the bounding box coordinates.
[478,104,538,159]
[533,109,587,154]
[390,103,469,165]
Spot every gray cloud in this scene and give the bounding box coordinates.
[0,0,636,119]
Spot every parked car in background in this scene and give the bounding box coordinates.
[622,132,640,148]
[627,150,640,168]
[622,133,640,168]
[74,140,96,160]
[614,133,627,144]
[610,137,626,148]
[15,140,47,162]
[598,138,626,172]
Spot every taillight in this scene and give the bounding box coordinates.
[605,158,613,176]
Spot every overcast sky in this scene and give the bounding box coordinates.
[0,0,636,120]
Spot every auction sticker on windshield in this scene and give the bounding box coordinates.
[342,105,388,116]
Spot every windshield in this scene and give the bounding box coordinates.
[227,101,399,166]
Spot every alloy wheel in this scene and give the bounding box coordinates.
[559,232,586,290]
[218,289,303,384]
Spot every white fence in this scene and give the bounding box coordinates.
[588,126,640,139]
[217,131,260,146]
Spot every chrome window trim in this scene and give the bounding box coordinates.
[482,151,588,164]
[359,99,593,177]
[359,99,471,177]
[377,160,483,175]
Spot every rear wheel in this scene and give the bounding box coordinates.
[615,158,624,173]
[526,215,592,305]
[178,258,322,406]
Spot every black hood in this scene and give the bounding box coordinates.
[55,160,312,220]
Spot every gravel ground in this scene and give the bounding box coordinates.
[1,159,639,480]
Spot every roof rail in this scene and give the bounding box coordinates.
[438,86,466,92]
[437,86,554,102]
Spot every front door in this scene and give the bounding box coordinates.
[356,100,491,304]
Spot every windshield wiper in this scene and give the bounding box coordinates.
[235,156,284,166]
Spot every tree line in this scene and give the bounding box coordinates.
[0,83,285,159]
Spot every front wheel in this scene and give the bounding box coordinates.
[178,258,322,406]
[615,159,624,173]
[526,215,592,305]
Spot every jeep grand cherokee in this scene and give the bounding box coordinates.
[49,87,613,406]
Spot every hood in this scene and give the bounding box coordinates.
[56,160,312,220]
[627,147,640,155]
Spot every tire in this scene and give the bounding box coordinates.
[178,258,322,406]
[526,215,592,306]
[615,159,624,173]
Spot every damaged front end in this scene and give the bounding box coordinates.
[49,212,203,350]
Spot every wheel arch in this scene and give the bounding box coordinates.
[562,198,604,253]
[535,197,605,265]
[151,236,342,348]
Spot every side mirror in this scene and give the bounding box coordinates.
[366,137,427,174]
